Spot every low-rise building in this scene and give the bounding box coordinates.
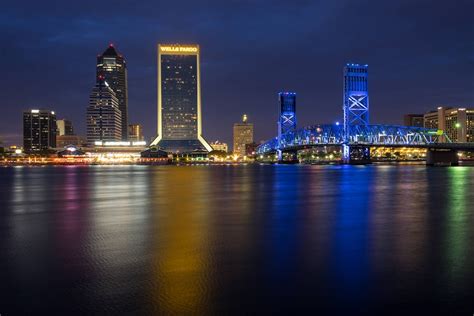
[56,135,86,148]
[403,114,424,127]
[210,141,228,153]
[245,142,258,157]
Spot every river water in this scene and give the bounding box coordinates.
[0,165,473,314]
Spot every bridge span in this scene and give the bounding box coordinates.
[256,124,474,166]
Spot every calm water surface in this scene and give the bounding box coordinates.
[0,165,473,315]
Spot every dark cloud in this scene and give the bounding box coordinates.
[0,0,473,146]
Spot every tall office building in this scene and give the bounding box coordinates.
[150,44,212,153]
[97,44,128,140]
[86,76,122,145]
[23,109,57,153]
[233,114,254,157]
[343,64,369,137]
[278,92,296,136]
[56,119,74,136]
[128,124,144,142]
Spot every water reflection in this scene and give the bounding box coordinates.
[444,167,472,294]
[332,166,372,303]
[0,165,474,314]
[150,167,212,314]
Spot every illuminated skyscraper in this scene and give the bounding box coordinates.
[23,109,57,153]
[278,92,296,138]
[343,64,369,138]
[86,76,122,145]
[150,44,212,153]
[97,44,128,140]
[233,114,254,157]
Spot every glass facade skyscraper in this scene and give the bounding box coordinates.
[150,44,212,153]
[96,44,128,140]
[86,77,122,145]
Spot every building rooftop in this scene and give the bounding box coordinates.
[101,44,118,57]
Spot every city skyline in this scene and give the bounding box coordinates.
[1,2,474,314]
[0,1,473,147]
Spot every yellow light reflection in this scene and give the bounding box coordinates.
[150,167,211,314]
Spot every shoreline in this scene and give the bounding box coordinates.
[1,160,473,167]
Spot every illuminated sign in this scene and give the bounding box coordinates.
[160,46,198,53]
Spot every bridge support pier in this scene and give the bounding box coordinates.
[277,149,282,162]
[343,145,371,165]
[426,149,459,166]
[278,150,299,164]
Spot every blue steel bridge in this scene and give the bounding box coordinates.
[259,65,474,165]
[257,124,449,154]
[255,124,474,165]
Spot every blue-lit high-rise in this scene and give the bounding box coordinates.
[343,64,369,139]
[278,92,296,138]
[150,44,212,153]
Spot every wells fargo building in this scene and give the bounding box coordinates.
[150,44,212,153]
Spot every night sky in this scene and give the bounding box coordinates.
[1,0,473,146]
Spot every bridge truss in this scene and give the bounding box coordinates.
[256,124,450,155]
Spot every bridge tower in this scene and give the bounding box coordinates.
[343,64,370,163]
[277,92,296,161]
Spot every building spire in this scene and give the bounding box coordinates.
[101,43,118,57]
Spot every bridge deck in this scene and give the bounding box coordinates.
[257,124,474,155]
